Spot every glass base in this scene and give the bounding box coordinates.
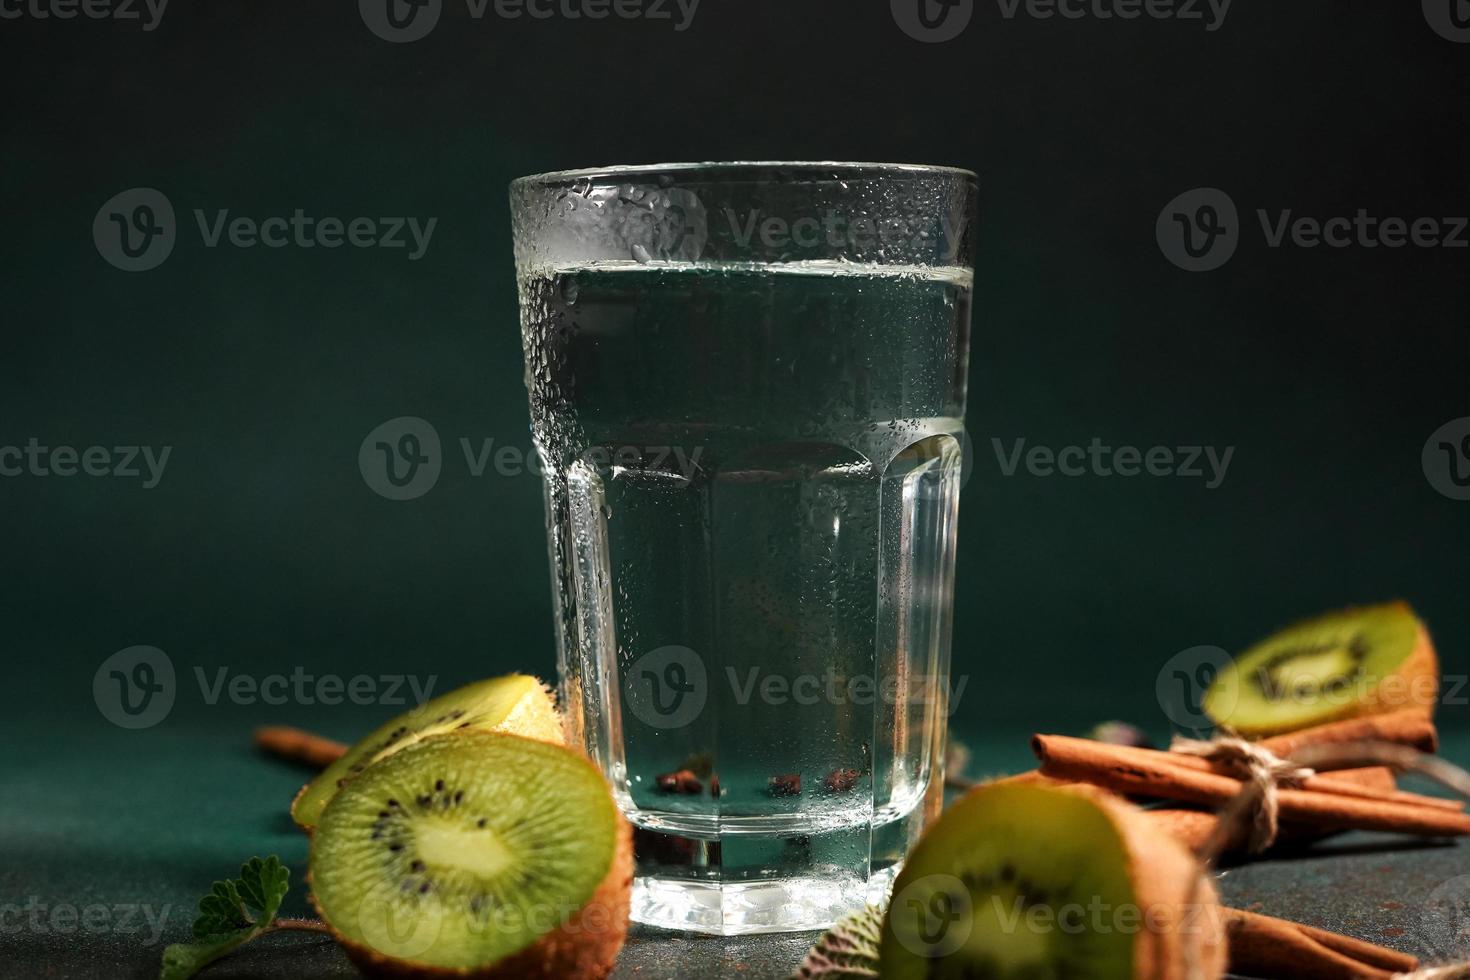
[630,865,901,936]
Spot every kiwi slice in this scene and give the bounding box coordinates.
[292,674,562,830]
[879,782,1226,980]
[1203,602,1438,737]
[310,731,632,978]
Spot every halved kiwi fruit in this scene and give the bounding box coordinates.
[879,782,1226,980]
[1203,602,1438,737]
[292,674,562,830]
[310,731,632,979]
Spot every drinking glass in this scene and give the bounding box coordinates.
[511,162,976,935]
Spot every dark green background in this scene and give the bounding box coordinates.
[2,1,1468,976]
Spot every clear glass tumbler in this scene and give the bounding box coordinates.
[511,162,976,934]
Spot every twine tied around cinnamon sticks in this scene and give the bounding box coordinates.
[1190,739,1470,980]
[1170,734,1316,856]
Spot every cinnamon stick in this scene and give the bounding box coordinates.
[1258,709,1437,763]
[984,710,1438,793]
[254,726,348,769]
[1223,907,1416,979]
[1146,768,1410,853]
[1301,770,1460,812]
[1038,736,1461,816]
[1287,919,1420,973]
[1087,740,1463,812]
[1033,735,1470,838]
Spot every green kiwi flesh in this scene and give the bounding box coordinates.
[1203,602,1425,736]
[292,674,560,831]
[879,783,1137,979]
[310,732,620,971]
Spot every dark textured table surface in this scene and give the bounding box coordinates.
[4,727,1467,979]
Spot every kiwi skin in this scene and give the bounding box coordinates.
[1352,605,1439,723]
[1205,601,1439,738]
[1088,786,1227,980]
[309,735,634,980]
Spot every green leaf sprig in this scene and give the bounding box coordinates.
[160,856,328,980]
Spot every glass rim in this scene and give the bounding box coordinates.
[511,160,977,187]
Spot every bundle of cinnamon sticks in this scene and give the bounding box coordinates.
[1016,709,1466,855]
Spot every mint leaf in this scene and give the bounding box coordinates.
[791,904,883,979]
[193,881,248,937]
[160,856,293,980]
[193,856,289,937]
